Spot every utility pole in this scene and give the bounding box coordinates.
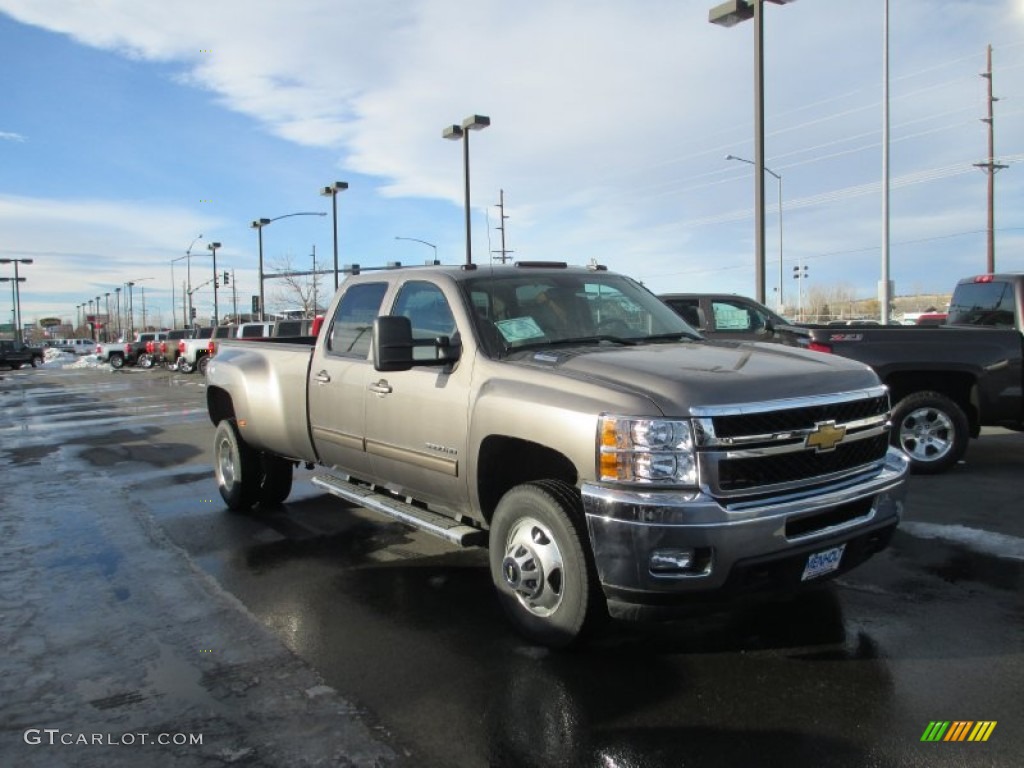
[974,44,1007,274]
[491,189,513,264]
[231,270,237,323]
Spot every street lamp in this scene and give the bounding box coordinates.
[124,277,154,335]
[114,288,122,339]
[709,0,795,304]
[320,181,349,291]
[251,212,327,321]
[0,277,26,341]
[184,235,203,329]
[443,114,490,268]
[208,241,222,325]
[170,253,190,329]
[394,236,438,263]
[727,154,784,311]
[0,258,33,343]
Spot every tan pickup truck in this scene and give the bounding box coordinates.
[206,263,909,647]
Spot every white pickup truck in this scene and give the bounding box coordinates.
[95,332,166,369]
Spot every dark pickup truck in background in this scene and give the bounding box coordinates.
[783,273,1024,474]
[0,339,45,369]
[659,293,807,344]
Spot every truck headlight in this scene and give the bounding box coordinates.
[599,416,697,486]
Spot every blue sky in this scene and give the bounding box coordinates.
[1,0,1023,329]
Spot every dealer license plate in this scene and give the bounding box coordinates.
[801,544,847,581]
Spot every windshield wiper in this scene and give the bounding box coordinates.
[643,332,701,342]
[512,335,642,352]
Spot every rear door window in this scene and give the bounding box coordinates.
[326,282,388,358]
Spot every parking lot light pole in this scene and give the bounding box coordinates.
[394,236,438,263]
[208,241,222,325]
[443,115,490,268]
[320,182,349,291]
[251,212,327,321]
[709,0,795,305]
[727,154,784,312]
[184,235,203,329]
[114,288,121,339]
[0,258,33,343]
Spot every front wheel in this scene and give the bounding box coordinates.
[197,354,210,376]
[489,480,604,648]
[891,391,969,474]
[31,356,43,368]
[178,358,195,374]
[109,354,124,370]
[137,354,153,369]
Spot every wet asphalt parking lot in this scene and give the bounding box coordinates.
[1,361,1022,767]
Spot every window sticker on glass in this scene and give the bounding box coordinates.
[495,316,546,342]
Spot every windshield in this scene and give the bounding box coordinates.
[463,271,698,355]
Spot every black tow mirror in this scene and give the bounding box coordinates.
[373,316,415,371]
[373,316,460,371]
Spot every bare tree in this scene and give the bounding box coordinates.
[266,252,323,318]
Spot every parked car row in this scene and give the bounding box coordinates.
[91,319,321,373]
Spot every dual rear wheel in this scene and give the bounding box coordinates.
[214,419,294,510]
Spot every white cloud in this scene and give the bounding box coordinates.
[1,0,1023,304]
[0,130,26,141]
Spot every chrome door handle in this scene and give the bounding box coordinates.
[369,380,392,395]
[314,370,331,383]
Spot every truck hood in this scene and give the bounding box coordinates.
[506,340,880,414]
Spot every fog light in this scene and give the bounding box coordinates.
[650,548,694,573]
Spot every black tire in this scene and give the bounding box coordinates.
[31,356,43,368]
[891,391,969,474]
[260,455,294,505]
[137,354,153,369]
[197,354,210,376]
[214,419,261,511]
[489,480,604,648]
[178,357,195,374]
[109,354,124,370]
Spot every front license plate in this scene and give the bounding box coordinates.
[801,544,847,581]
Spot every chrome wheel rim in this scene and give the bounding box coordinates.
[899,406,954,463]
[216,435,237,489]
[502,517,565,617]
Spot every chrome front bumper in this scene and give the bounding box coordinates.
[581,447,909,603]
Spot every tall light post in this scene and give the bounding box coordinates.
[104,293,111,341]
[320,181,348,291]
[114,288,122,339]
[443,115,490,268]
[0,258,33,343]
[170,253,189,329]
[251,212,326,321]
[709,0,795,304]
[394,236,438,263]
[1,277,26,341]
[727,154,784,311]
[125,283,135,338]
[184,235,203,329]
[208,241,222,325]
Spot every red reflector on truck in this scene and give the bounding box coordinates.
[808,342,833,354]
[973,274,994,283]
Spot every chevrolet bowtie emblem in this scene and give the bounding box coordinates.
[805,421,847,452]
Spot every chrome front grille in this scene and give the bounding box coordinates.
[691,386,891,498]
